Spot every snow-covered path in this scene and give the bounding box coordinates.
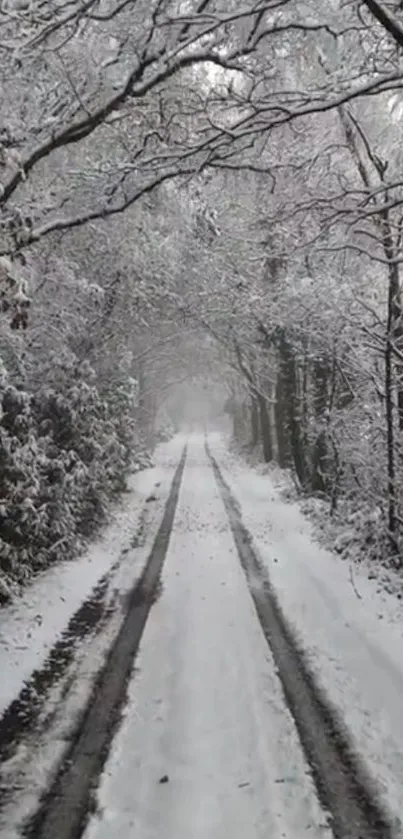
[84,437,328,839]
[4,432,402,839]
[0,437,183,721]
[0,438,184,839]
[208,434,403,830]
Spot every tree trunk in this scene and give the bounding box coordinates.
[385,269,399,559]
[381,206,401,561]
[275,332,291,468]
[277,332,306,483]
[274,368,288,467]
[257,392,273,462]
[301,343,310,460]
[311,357,330,493]
[250,394,260,447]
[233,407,241,441]
[288,356,306,485]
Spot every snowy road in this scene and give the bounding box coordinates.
[84,437,328,839]
[208,435,403,832]
[2,434,401,839]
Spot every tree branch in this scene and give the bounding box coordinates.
[361,0,403,46]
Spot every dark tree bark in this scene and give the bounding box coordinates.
[274,331,291,468]
[250,394,260,447]
[257,392,273,462]
[274,371,288,468]
[310,357,330,494]
[380,205,401,561]
[276,331,307,483]
[385,263,399,558]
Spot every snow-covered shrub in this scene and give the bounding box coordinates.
[0,358,144,595]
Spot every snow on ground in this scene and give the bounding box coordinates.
[84,436,329,839]
[209,432,403,827]
[0,436,184,719]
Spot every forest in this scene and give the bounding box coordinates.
[2,0,403,599]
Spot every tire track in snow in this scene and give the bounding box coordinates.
[22,444,187,839]
[207,440,396,839]
[0,485,153,779]
[0,569,116,778]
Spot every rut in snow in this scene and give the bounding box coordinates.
[206,440,396,839]
[22,445,187,839]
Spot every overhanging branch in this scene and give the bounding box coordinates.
[361,0,403,46]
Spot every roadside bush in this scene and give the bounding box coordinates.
[0,367,141,601]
